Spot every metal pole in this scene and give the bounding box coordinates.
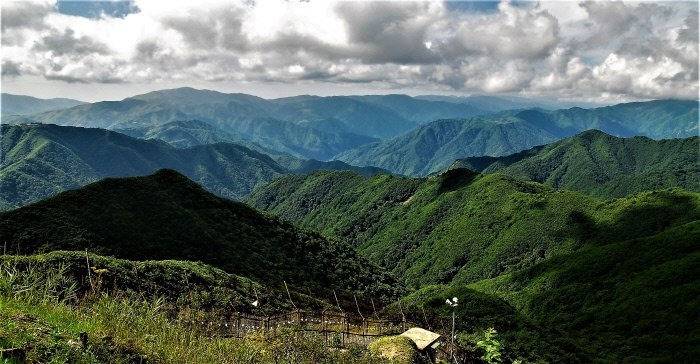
[451,308,456,363]
[283,280,297,309]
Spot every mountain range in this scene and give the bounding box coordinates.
[2,88,504,160]
[0,123,386,209]
[336,99,699,175]
[451,129,700,197]
[2,88,699,361]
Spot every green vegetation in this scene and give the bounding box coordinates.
[0,170,400,299]
[249,169,699,287]
[468,221,700,361]
[0,123,286,208]
[0,251,319,314]
[337,100,699,175]
[452,129,700,197]
[249,169,700,361]
[384,284,586,363]
[0,123,387,209]
[0,256,385,363]
[475,328,502,364]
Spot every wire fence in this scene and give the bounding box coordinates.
[214,309,415,348]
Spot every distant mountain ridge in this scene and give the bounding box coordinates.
[336,99,699,175]
[5,87,505,160]
[451,129,700,197]
[0,123,387,209]
[1,93,85,116]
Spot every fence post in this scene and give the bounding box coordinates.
[235,312,241,338]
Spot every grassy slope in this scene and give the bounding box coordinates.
[0,251,319,314]
[0,170,400,299]
[249,170,699,288]
[468,221,700,362]
[453,130,700,197]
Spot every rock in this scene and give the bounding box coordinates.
[368,335,420,363]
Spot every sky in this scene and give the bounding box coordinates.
[1,0,698,102]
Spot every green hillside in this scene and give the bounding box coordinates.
[249,170,700,361]
[249,170,699,288]
[451,130,700,197]
[1,251,318,314]
[336,116,560,176]
[337,100,699,175]
[0,123,287,208]
[468,221,700,361]
[0,169,400,299]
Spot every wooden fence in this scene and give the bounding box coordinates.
[216,309,414,347]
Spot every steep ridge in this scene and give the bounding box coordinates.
[0,170,400,298]
[451,130,700,197]
[249,169,700,361]
[0,123,286,208]
[248,170,699,288]
[469,221,700,361]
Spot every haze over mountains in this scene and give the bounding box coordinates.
[1,89,698,209]
[1,93,85,116]
[1,88,698,362]
[336,100,699,175]
[1,88,618,162]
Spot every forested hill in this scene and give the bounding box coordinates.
[248,169,699,288]
[451,129,700,197]
[0,123,387,210]
[336,99,699,175]
[248,169,700,361]
[0,169,399,298]
[0,123,286,209]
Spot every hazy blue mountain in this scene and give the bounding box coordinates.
[6,89,379,160]
[352,94,487,123]
[416,94,606,112]
[4,88,503,160]
[337,99,699,175]
[1,93,85,116]
[452,130,700,197]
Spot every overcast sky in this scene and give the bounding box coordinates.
[1,0,698,102]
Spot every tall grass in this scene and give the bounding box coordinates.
[0,259,383,363]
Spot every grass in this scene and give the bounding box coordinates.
[0,255,388,363]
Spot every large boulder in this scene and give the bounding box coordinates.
[368,335,420,363]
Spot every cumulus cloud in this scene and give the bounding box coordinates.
[1,0,697,101]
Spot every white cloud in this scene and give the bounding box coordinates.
[0,0,697,101]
